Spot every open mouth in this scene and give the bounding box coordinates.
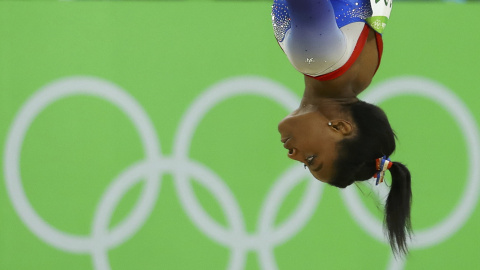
[282,138,291,149]
[281,138,293,154]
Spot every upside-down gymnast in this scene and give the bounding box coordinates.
[273,0,412,255]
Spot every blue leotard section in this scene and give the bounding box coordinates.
[272,0,372,43]
[331,0,373,28]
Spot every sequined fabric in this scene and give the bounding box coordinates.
[332,0,373,28]
[270,0,387,78]
[271,0,374,38]
[271,1,291,42]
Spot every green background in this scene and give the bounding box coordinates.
[1,2,479,270]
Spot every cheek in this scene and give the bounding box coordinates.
[323,158,337,181]
[319,144,339,180]
[314,133,336,154]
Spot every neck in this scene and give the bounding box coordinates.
[303,75,360,98]
[293,97,357,124]
[301,77,358,107]
[295,76,360,121]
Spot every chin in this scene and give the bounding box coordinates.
[314,177,334,185]
[327,179,353,189]
[314,175,351,188]
[328,182,348,189]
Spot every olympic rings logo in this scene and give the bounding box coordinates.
[3,76,479,270]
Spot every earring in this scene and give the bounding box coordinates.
[328,122,332,126]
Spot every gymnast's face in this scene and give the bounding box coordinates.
[278,110,349,183]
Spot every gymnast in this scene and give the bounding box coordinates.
[273,0,412,256]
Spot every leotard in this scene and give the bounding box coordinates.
[272,0,392,80]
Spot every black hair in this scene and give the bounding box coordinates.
[330,100,412,256]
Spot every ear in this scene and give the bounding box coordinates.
[329,120,353,136]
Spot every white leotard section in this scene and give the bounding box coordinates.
[278,22,365,77]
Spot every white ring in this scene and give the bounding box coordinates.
[342,76,480,248]
[3,76,161,254]
[7,75,472,270]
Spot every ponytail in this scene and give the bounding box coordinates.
[385,161,412,256]
[330,100,413,256]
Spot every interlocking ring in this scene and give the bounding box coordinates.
[4,76,479,270]
[3,76,323,270]
[343,76,480,269]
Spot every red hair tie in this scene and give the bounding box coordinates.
[373,156,393,185]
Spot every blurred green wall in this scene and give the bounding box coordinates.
[1,2,479,270]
